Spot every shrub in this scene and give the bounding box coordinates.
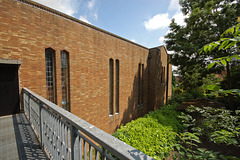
[144,103,183,133]
[113,104,183,159]
[179,106,240,146]
[113,117,177,159]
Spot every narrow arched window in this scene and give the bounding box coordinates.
[141,64,144,105]
[163,67,165,83]
[115,59,119,114]
[109,59,114,115]
[45,48,56,103]
[61,50,70,111]
[138,63,141,105]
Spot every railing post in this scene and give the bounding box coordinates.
[71,125,78,160]
[39,102,44,148]
[102,148,107,160]
[28,94,31,122]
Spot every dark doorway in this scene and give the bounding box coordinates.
[0,64,20,116]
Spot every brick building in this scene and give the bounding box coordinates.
[0,0,172,134]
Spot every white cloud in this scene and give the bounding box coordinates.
[168,0,181,11]
[159,36,165,45]
[32,0,78,16]
[172,11,186,26]
[144,0,187,31]
[94,13,98,20]
[172,65,178,72]
[131,39,136,43]
[144,13,171,31]
[79,16,91,24]
[166,29,172,35]
[88,0,96,9]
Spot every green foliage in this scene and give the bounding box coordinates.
[173,132,222,160]
[113,104,183,159]
[205,84,221,91]
[210,130,238,146]
[113,102,240,159]
[173,132,202,160]
[180,106,240,146]
[176,106,240,159]
[206,90,240,110]
[165,0,240,92]
[144,103,184,133]
[113,117,177,159]
[221,65,240,90]
[200,73,221,91]
[201,23,240,57]
[172,73,177,93]
[200,23,240,108]
[170,86,205,104]
[177,64,207,91]
[178,112,196,129]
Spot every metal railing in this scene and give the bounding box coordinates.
[23,88,154,160]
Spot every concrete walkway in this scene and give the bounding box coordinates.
[0,114,48,160]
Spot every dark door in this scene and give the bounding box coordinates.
[0,64,20,116]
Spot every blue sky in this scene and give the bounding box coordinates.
[32,0,186,48]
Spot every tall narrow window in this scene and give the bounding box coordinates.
[115,59,119,114]
[163,67,165,83]
[161,66,164,83]
[141,64,144,105]
[109,59,114,115]
[45,48,56,103]
[138,63,141,105]
[61,50,70,111]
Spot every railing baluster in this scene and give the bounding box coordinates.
[61,122,65,159]
[42,108,46,150]
[89,145,93,160]
[95,150,99,160]
[71,126,78,160]
[79,136,82,160]
[47,110,51,158]
[84,140,87,160]
[53,114,56,159]
[64,124,67,159]
[102,148,107,160]
[56,117,60,160]
[67,126,71,160]
[39,102,43,148]
[28,94,31,121]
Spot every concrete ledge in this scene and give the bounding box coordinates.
[0,59,22,65]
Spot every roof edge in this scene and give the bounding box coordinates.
[150,45,170,55]
[16,0,149,50]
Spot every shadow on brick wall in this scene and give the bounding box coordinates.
[119,47,167,127]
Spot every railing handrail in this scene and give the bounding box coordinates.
[23,87,154,160]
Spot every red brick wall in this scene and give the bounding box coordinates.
[148,46,172,110]
[0,0,172,134]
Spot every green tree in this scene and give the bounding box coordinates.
[165,0,240,91]
[201,22,240,108]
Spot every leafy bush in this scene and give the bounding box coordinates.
[113,104,183,159]
[210,130,238,146]
[173,132,222,160]
[113,103,240,159]
[144,103,183,133]
[113,117,177,159]
[170,86,205,104]
[179,106,240,146]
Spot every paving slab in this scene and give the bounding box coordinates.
[0,114,48,160]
